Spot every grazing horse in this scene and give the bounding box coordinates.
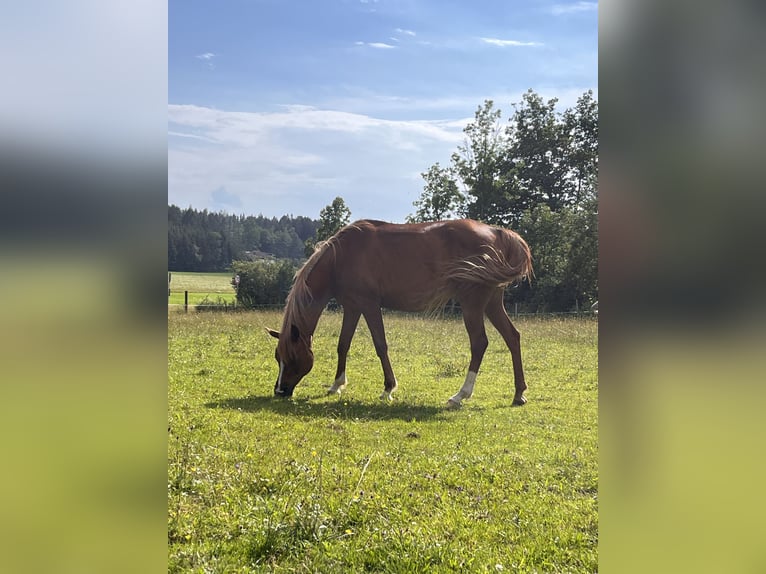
[267,219,533,407]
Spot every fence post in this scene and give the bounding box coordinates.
[514,302,518,318]
[184,290,188,313]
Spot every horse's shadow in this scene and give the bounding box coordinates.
[205,393,464,421]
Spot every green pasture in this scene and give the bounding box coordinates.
[168,272,237,305]
[168,310,598,573]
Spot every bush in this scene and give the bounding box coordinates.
[195,295,238,313]
[231,259,297,309]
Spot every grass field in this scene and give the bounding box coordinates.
[168,272,237,306]
[168,310,598,573]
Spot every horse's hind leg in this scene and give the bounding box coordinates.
[485,288,527,406]
[361,306,398,400]
[447,304,488,408]
[328,306,361,395]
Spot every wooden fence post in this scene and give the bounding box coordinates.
[184,290,188,313]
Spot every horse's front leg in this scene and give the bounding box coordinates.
[328,306,361,395]
[362,307,398,400]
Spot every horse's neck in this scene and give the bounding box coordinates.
[301,254,334,334]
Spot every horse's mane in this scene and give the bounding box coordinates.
[280,222,361,337]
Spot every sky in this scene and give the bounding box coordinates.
[169,0,597,223]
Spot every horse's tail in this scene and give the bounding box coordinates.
[444,228,534,288]
[423,228,532,316]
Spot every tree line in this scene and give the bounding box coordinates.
[168,205,319,272]
[407,89,598,312]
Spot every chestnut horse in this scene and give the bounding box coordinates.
[267,219,533,407]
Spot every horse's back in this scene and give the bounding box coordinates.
[331,219,530,311]
[344,219,516,257]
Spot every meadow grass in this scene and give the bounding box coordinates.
[168,272,237,305]
[168,310,598,573]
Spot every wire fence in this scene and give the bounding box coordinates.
[168,292,598,319]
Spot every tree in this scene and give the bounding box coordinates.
[502,90,571,222]
[231,259,297,308]
[407,89,598,312]
[561,195,598,309]
[167,205,320,271]
[562,90,598,205]
[515,205,576,311]
[306,196,351,256]
[407,163,464,223]
[451,100,509,225]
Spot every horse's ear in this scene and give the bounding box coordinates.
[266,328,280,339]
[290,324,300,343]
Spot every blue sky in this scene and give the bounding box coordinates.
[169,0,597,222]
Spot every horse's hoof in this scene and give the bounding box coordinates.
[512,396,527,406]
[446,398,462,409]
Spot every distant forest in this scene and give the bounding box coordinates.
[168,205,319,272]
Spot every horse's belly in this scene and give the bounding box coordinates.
[337,255,441,311]
[380,294,428,312]
[379,281,438,312]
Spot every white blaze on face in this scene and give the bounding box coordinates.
[276,361,285,394]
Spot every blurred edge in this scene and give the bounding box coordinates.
[0,2,167,573]
[601,0,766,573]
[4,0,766,572]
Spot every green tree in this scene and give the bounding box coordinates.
[451,100,508,225]
[561,195,599,309]
[231,259,297,308]
[562,90,599,205]
[502,90,570,221]
[516,205,575,311]
[514,201,598,312]
[407,162,464,222]
[306,196,351,256]
[167,205,320,271]
[408,89,598,312]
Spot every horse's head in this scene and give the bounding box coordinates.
[266,325,314,397]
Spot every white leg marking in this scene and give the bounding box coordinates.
[379,380,397,401]
[328,371,347,395]
[447,371,477,407]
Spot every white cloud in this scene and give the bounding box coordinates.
[550,2,597,16]
[355,41,397,49]
[195,52,216,69]
[168,104,462,148]
[168,104,465,221]
[168,130,218,143]
[395,28,416,36]
[480,37,543,48]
